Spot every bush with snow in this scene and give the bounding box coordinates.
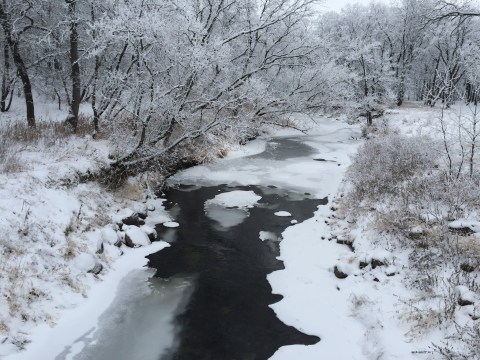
[340,113,480,357]
[347,134,439,201]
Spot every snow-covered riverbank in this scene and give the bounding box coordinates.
[0,104,178,357]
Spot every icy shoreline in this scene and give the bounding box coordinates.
[0,132,175,357]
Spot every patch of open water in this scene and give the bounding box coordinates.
[149,184,325,360]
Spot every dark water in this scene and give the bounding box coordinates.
[250,137,315,160]
[148,184,325,360]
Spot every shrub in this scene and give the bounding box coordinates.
[399,173,480,222]
[347,134,440,201]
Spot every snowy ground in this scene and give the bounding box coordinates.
[0,99,174,358]
[324,102,480,359]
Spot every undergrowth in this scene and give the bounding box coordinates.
[0,117,94,174]
[344,122,480,358]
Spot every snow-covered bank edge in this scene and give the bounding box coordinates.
[263,129,376,359]
[0,174,175,358]
[273,103,480,359]
[5,241,169,359]
[0,128,177,357]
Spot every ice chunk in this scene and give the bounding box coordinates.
[274,211,292,217]
[259,231,278,241]
[205,190,261,209]
[163,221,179,228]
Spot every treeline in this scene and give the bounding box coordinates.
[316,0,480,123]
[1,0,340,174]
[0,0,479,173]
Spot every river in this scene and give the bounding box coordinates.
[52,119,362,360]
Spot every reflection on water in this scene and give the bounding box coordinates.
[204,204,250,230]
[57,270,194,360]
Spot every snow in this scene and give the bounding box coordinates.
[172,119,357,196]
[6,242,169,360]
[170,111,470,359]
[124,225,152,247]
[205,190,261,209]
[73,253,98,272]
[3,105,476,359]
[140,225,157,239]
[172,116,404,359]
[449,219,480,232]
[224,139,267,159]
[101,226,120,245]
[456,285,476,304]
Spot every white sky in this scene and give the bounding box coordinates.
[318,0,390,12]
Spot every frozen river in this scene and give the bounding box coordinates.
[46,119,364,360]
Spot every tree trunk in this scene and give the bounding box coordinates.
[66,0,81,132]
[0,3,35,127]
[395,73,405,106]
[91,54,100,135]
[91,4,99,136]
[1,40,11,112]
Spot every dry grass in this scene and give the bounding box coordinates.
[458,236,480,260]
[0,320,9,334]
[63,240,77,259]
[1,116,94,144]
[115,180,145,201]
[0,116,95,174]
[0,151,25,174]
[404,308,445,336]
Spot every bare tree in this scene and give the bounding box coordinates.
[0,0,35,127]
[1,36,14,112]
[65,0,81,132]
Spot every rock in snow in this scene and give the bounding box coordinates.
[101,226,120,245]
[124,226,152,247]
[74,253,101,273]
[140,225,157,241]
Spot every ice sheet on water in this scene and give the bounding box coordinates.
[163,221,180,228]
[203,190,261,231]
[61,270,194,360]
